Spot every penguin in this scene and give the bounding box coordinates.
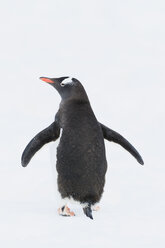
[21,76,144,220]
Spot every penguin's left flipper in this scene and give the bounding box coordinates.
[100,123,144,165]
[21,121,60,167]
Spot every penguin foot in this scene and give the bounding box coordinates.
[92,205,100,211]
[58,205,75,217]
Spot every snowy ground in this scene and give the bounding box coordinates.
[0,149,164,247]
[0,0,165,247]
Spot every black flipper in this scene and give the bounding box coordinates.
[21,121,60,167]
[100,123,144,165]
[83,204,93,220]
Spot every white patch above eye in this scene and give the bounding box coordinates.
[60,77,73,87]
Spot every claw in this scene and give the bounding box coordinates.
[92,205,100,211]
[58,205,75,217]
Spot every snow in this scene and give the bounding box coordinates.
[0,0,165,247]
[1,158,164,247]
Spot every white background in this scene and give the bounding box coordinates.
[0,0,164,247]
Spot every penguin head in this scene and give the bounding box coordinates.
[39,76,89,102]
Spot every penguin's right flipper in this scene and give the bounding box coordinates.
[100,123,144,165]
[21,122,60,167]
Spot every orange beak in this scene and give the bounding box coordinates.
[39,77,54,83]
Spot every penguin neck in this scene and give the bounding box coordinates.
[60,91,90,105]
[60,97,90,108]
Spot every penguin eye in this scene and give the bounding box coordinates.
[60,77,73,87]
[60,82,65,87]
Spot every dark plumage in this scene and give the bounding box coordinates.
[21,76,144,220]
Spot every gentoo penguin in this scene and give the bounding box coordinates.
[21,76,144,220]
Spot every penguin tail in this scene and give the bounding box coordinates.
[83,204,93,220]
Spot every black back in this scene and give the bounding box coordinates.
[56,99,107,204]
